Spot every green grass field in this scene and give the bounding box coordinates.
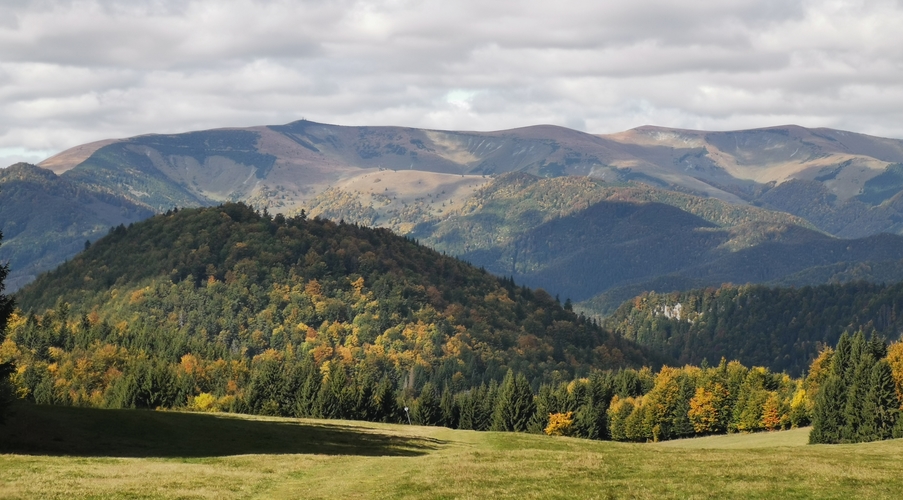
[1,402,902,499]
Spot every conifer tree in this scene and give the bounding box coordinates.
[843,334,875,442]
[374,376,398,423]
[247,358,289,416]
[294,365,321,418]
[806,332,902,444]
[810,373,845,444]
[575,374,614,439]
[473,381,499,431]
[439,385,459,428]
[491,370,536,432]
[810,332,853,443]
[528,384,555,434]
[317,364,351,419]
[412,382,441,426]
[354,373,378,421]
[860,360,900,441]
[456,391,475,430]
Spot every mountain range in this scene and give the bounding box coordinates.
[6,120,903,309]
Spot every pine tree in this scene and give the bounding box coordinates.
[294,365,321,418]
[412,382,441,426]
[810,373,845,444]
[860,360,900,441]
[456,391,475,430]
[374,376,398,423]
[832,332,853,382]
[440,385,459,428]
[317,364,350,419]
[810,332,853,444]
[573,374,614,439]
[473,381,498,431]
[491,370,536,432]
[354,373,378,421]
[843,333,875,442]
[528,384,555,434]
[247,358,289,416]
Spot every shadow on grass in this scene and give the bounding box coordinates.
[0,402,444,458]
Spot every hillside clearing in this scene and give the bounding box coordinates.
[1,403,901,499]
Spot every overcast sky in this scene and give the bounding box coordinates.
[2,0,903,166]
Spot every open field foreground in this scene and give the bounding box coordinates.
[1,403,902,499]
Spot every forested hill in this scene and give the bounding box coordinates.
[15,203,653,387]
[604,282,903,376]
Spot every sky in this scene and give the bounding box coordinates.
[2,0,903,167]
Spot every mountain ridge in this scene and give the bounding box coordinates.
[7,119,903,300]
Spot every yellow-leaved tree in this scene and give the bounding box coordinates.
[544,411,574,436]
[886,341,903,409]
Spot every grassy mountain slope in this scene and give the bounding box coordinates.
[608,125,903,236]
[603,281,903,376]
[15,203,653,385]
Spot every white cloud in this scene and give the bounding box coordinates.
[2,0,903,163]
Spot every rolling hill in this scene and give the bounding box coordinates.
[13,202,654,388]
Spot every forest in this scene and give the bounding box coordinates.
[604,282,903,376]
[2,202,902,444]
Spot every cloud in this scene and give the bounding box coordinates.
[2,0,903,162]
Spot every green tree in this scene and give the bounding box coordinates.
[412,382,441,426]
[860,360,900,441]
[491,370,536,432]
[810,333,852,444]
[374,376,398,423]
[440,385,459,428]
[809,373,845,444]
[843,332,876,442]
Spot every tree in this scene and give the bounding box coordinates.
[688,385,728,434]
[374,377,399,423]
[544,412,574,436]
[809,373,845,444]
[440,385,459,428]
[0,227,14,422]
[492,370,536,432]
[412,382,441,426]
[842,333,876,442]
[607,396,635,441]
[810,333,852,444]
[761,392,783,431]
[860,360,900,441]
[886,341,903,405]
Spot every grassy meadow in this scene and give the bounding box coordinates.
[1,402,902,499]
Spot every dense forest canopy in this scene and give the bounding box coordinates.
[604,282,903,376]
[13,203,652,390]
